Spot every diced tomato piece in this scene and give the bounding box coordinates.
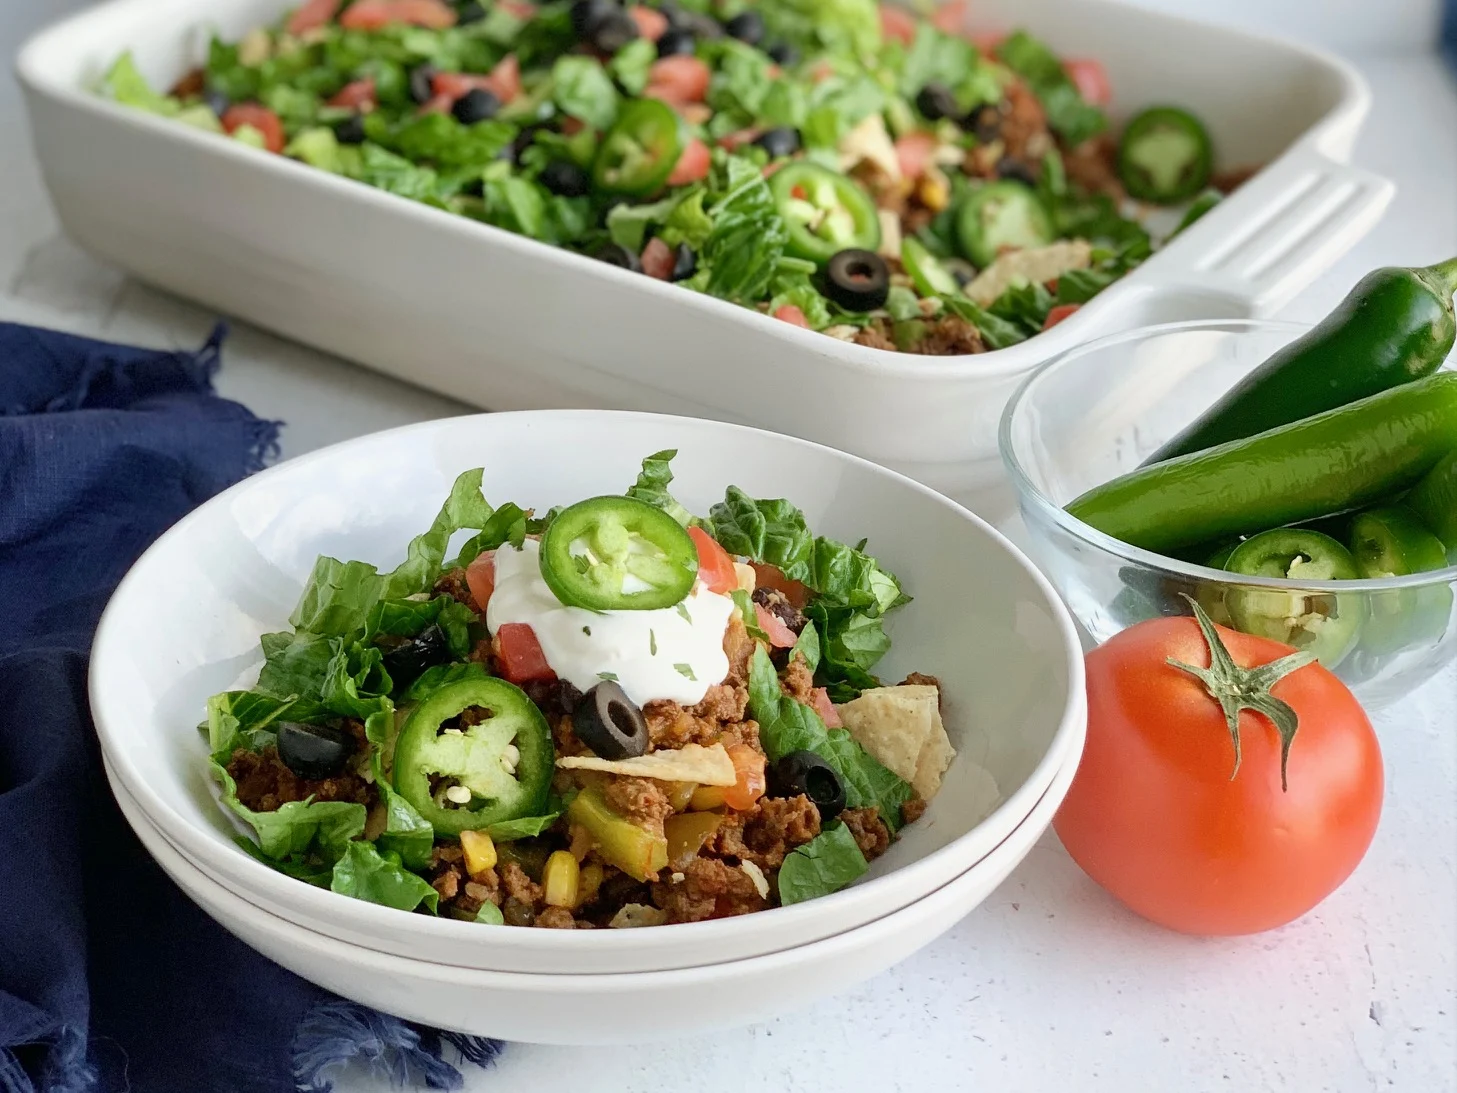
[811,688,842,728]
[287,0,343,35]
[499,0,535,17]
[628,5,669,41]
[773,304,810,328]
[1062,58,1112,107]
[716,128,762,151]
[561,116,587,136]
[221,104,286,153]
[327,77,376,110]
[755,603,799,648]
[722,744,768,811]
[1043,303,1081,330]
[688,527,737,595]
[495,623,556,684]
[646,56,711,104]
[641,237,675,280]
[1046,278,1059,293]
[894,132,938,180]
[971,31,1005,56]
[929,0,968,35]
[486,54,521,103]
[666,138,711,186]
[465,551,496,612]
[340,0,456,30]
[750,562,812,609]
[879,4,918,45]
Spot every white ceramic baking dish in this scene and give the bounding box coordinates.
[17,0,1391,516]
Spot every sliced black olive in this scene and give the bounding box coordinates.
[458,175,486,197]
[994,156,1038,187]
[203,88,230,118]
[381,624,451,690]
[915,82,960,123]
[333,113,367,145]
[964,102,1003,144]
[669,242,697,281]
[765,42,798,65]
[768,750,846,822]
[456,0,487,23]
[570,0,619,36]
[723,10,764,45]
[592,241,642,273]
[573,681,649,759]
[276,721,356,780]
[656,27,697,57]
[587,7,640,53]
[408,63,439,105]
[754,126,801,159]
[452,87,501,124]
[539,159,592,197]
[824,249,890,312]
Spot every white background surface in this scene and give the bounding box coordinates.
[3,2,1455,1091]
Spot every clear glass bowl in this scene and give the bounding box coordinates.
[999,319,1457,708]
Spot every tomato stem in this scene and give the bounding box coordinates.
[1165,595,1316,791]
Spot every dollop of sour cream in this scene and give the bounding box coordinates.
[486,539,735,706]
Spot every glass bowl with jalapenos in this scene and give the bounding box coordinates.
[1000,259,1457,707]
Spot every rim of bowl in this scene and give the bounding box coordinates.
[91,409,1088,953]
[998,318,1457,593]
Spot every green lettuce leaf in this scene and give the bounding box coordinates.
[941,296,1027,350]
[205,690,300,763]
[330,841,439,913]
[777,821,868,904]
[365,594,473,657]
[624,449,698,527]
[896,24,1001,110]
[364,706,435,870]
[381,468,493,599]
[747,647,911,830]
[383,113,516,168]
[698,154,789,304]
[790,620,821,673]
[730,589,771,643]
[1054,266,1117,306]
[988,280,1055,334]
[399,661,490,704]
[102,52,179,115]
[475,901,506,924]
[996,31,1107,146]
[449,501,529,569]
[214,763,367,862]
[290,558,385,637]
[356,143,444,202]
[608,38,656,95]
[551,56,619,131]
[487,812,562,841]
[767,271,833,330]
[605,194,681,252]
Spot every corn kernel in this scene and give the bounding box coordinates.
[578,861,604,908]
[543,850,580,909]
[689,784,729,811]
[917,173,950,212]
[459,830,497,877]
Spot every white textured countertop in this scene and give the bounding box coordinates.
[4,4,1455,1086]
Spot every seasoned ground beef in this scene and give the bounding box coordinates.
[500,860,543,908]
[651,857,770,923]
[918,316,985,356]
[780,656,815,704]
[456,704,492,728]
[900,672,945,714]
[226,738,374,814]
[1063,132,1123,199]
[752,587,806,635]
[722,614,756,686]
[692,681,749,726]
[901,797,928,825]
[522,678,583,722]
[536,906,583,929]
[841,807,892,861]
[853,323,898,352]
[429,843,505,918]
[707,794,821,871]
[999,80,1052,166]
[602,776,673,833]
[643,679,752,750]
[433,566,478,612]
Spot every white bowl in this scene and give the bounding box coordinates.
[89,411,1084,973]
[109,737,1079,1043]
[18,0,1391,515]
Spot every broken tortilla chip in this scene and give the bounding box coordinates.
[556,742,736,785]
[836,684,956,800]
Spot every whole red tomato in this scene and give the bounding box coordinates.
[1055,609,1383,935]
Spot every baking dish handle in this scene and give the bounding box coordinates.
[1118,145,1395,317]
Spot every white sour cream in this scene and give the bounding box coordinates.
[486,539,735,706]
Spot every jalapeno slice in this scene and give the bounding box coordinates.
[769,163,881,265]
[1117,106,1214,206]
[392,678,554,836]
[592,99,683,196]
[901,236,959,297]
[955,181,1053,268]
[538,496,698,611]
[1224,529,1363,667]
[1349,506,1449,578]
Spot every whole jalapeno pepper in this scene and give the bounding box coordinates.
[1405,450,1457,559]
[1146,257,1457,465]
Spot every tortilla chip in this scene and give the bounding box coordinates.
[836,684,957,800]
[556,742,736,785]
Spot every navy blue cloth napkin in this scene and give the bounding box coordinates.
[0,323,501,1093]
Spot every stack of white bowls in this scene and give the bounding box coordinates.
[89,412,1086,1043]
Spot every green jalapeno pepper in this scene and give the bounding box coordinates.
[592,99,683,197]
[392,678,554,836]
[538,495,698,611]
[770,163,881,264]
[955,180,1053,268]
[1117,106,1214,205]
[1146,257,1457,465]
[1223,529,1363,667]
[1406,450,1457,558]
[901,236,959,297]
[1068,372,1457,555]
